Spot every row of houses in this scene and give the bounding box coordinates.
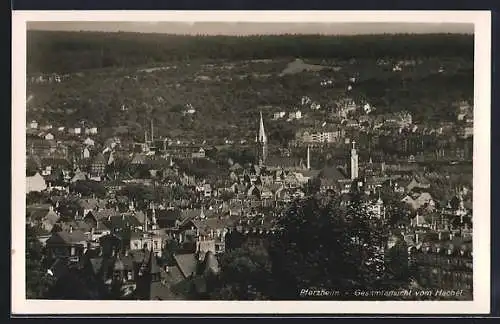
[27,120,98,135]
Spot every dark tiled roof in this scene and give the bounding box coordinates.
[89,257,103,275]
[78,198,107,210]
[26,205,53,221]
[266,156,303,169]
[158,209,182,221]
[47,230,88,245]
[92,209,119,220]
[318,166,349,181]
[93,153,107,165]
[173,254,198,278]
[103,215,142,231]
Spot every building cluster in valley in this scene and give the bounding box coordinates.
[26,99,473,299]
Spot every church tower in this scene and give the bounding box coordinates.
[350,141,359,180]
[256,111,268,165]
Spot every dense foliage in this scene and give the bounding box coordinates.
[210,194,411,300]
[26,225,53,299]
[28,32,473,74]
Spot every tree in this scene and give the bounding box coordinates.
[212,194,414,301]
[26,225,54,299]
[119,184,154,209]
[210,242,273,300]
[26,191,50,205]
[269,194,390,300]
[70,180,106,198]
[56,198,80,221]
[385,201,413,228]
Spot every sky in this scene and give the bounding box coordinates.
[27,22,474,36]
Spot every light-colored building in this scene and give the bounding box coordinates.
[130,232,163,257]
[29,120,38,129]
[26,172,47,193]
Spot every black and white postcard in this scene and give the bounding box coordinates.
[11,10,491,315]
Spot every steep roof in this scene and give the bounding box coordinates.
[26,204,53,220]
[26,172,47,192]
[71,170,87,183]
[318,166,349,181]
[103,214,142,232]
[78,198,107,210]
[173,254,198,279]
[47,230,87,245]
[93,153,107,165]
[92,208,119,221]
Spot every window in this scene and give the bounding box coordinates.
[134,242,139,249]
[154,241,159,250]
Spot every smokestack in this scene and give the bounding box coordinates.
[307,145,311,170]
[415,232,419,244]
[151,120,154,143]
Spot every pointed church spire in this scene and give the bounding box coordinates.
[256,110,268,165]
[200,206,206,219]
[258,110,267,143]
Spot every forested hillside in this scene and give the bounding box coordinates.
[26,31,473,143]
[27,31,473,74]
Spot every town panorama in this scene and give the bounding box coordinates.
[25,27,473,301]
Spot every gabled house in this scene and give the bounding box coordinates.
[45,228,88,262]
[91,153,107,177]
[71,169,87,183]
[402,192,435,211]
[26,204,60,233]
[156,208,182,229]
[77,198,108,218]
[129,232,163,257]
